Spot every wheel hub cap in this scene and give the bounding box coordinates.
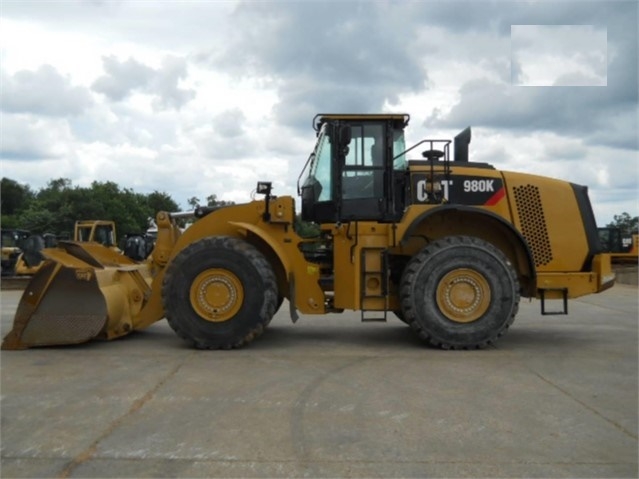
[190,268,244,322]
[436,268,491,323]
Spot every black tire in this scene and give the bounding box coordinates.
[393,310,409,324]
[275,295,285,314]
[22,235,45,267]
[162,236,278,349]
[400,236,520,349]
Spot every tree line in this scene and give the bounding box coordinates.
[1,176,636,239]
[0,177,230,238]
[605,212,638,235]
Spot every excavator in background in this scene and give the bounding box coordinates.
[2,113,615,351]
[597,227,638,264]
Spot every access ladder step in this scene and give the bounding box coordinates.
[538,288,568,315]
[361,310,387,322]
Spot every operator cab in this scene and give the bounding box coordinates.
[75,222,116,247]
[298,114,410,224]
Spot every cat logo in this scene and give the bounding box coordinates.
[415,179,453,202]
[412,174,504,206]
[75,269,93,281]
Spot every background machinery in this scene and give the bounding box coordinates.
[597,227,638,264]
[12,220,118,276]
[2,114,614,350]
[1,229,30,276]
[14,233,58,276]
[74,220,118,248]
[12,220,155,275]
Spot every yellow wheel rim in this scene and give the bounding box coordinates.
[189,268,244,322]
[436,268,491,323]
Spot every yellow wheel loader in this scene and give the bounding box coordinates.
[74,220,118,248]
[2,114,615,350]
[13,220,118,276]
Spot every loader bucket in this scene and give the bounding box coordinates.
[2,242,152,350]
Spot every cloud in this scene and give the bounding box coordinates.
[207,2,428,129]
[511,25,607,87]
[0,113,73,161]
[91,56,155,101]
[0,0,635,224]
[67,102,179,148]
[0,1,235,54]
[151,56,196,110]
[210,108,246,138]
[543,137,588,161]
[0,65,93,116]
[425,2,637,151]
[191,109,254,160]
[92,55,195,110]
[427,77,637,150]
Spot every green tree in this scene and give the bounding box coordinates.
[187,196,200,209]
[606,212,638,234]
[1,177,35,228]
[1,177,34,215]
[11,178,181,238]
[16,178,75,233]
[147,191,179,214]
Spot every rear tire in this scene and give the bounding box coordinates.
[400,236,520,349]
[162,236,278,349]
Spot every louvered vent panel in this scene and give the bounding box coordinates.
[513,185,553,266]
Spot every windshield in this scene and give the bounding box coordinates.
[94,225,114,246]
[309,124,332,201]
[77,227,92,242]
[299,123,332,201]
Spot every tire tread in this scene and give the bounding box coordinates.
[400,236,520,350]
[162,236,277,350]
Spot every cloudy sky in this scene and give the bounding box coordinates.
[1,0,637,224]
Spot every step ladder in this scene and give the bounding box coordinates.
[539,288,568,315]
[360,247,389,322]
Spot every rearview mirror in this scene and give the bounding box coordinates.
[338,125,352,149]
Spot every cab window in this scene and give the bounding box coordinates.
[342,123,384,199]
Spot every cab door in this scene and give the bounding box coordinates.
[337,122,389,221]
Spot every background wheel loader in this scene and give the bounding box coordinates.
[12,220,118,277]
[597,227,638,264]
[12,220,154,276]
[2,114,615,351]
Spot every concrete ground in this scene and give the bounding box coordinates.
[0,285,637,478]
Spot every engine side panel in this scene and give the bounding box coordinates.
[503,171,591,273]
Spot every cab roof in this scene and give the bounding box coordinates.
[313,113,410,131]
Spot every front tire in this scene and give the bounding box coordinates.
[162,236,278,349]
[393,310,408,324]
[400,236,520,349]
